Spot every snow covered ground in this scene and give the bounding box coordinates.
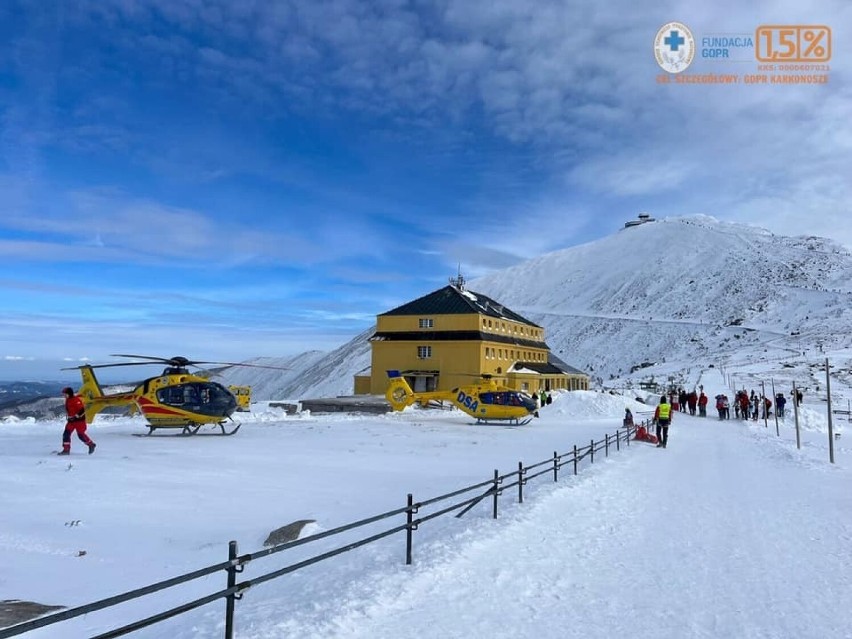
[1,376,850,638]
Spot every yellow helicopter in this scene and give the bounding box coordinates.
[63,355,283,436]
[385,370,539,425]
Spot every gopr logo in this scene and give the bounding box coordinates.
[655,22,695,73]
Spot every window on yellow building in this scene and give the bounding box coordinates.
[418,318,434,328]
[417,346,432,359]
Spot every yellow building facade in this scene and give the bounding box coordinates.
[357,281,589,395]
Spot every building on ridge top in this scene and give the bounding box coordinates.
[623,212,655,228]
[354,275,589,396]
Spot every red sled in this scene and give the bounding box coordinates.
[634,425,658,444]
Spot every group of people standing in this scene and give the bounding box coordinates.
[641,383,806,450]
[667,388,709,417]
[531,389,553,417]
[720,389,796,421]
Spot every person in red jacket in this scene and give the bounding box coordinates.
[59,387,96,455]
[697,391,708,417]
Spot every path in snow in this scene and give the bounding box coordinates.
[258,415,852,639]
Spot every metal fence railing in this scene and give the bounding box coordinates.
[0,422,642,639]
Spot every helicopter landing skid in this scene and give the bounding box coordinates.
[474,417,533,427]
[134,421,242,437]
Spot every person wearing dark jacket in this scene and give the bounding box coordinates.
[776,393,787,418]
[59,387,96,455]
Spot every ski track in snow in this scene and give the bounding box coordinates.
[241,416,852,639]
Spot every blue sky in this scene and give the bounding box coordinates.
[1,0,850,380]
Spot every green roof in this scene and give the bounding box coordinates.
[380,285,540,327]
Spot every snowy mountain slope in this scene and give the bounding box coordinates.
[216,216,852,401]
[213,350,328,399]
[219,328,373,401]
[469,216,852,384]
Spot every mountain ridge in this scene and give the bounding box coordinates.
[6,215,851,413]
[220,215,852,399]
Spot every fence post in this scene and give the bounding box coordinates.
[590,439,595,464]
[225,540,239,639]
[573,445,578,475]
[616,429,620,452]
[605,433,610,457]
[492,469,499,519]
[406,493,414,565]
[518,461,524,504]
[553,451,558,482]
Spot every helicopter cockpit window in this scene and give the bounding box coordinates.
[183,385,200,404]
[162,386,184,405]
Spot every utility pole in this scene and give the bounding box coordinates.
[793,381,801,450]
[771,378,779,436]
[826,358,835,464]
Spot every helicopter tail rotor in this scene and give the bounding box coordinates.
[385,370,417,411]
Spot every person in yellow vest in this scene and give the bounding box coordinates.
[653,395,672,449]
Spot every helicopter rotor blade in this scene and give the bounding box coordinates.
[108,355,290,370]
[60,362,163,371]
[110,354,174,363]
[186,361,291,370]
[451,372,496,379]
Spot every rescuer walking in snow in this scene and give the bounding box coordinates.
[59,387,96,455]
[654,395,672,449]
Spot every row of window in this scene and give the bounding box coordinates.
[522,377,588,392]
[417,317,542,340]
[485,347,545,362]
[482,318,541,339]
[416,345,544,362]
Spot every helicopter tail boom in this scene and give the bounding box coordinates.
[78,365,137,422]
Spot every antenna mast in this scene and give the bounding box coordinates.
[449,264,466,291]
